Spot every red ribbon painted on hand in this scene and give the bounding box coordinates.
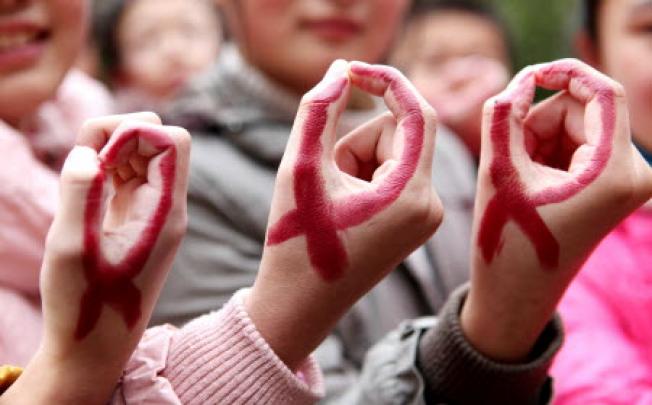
[75,129,176,340]
[478,63,616,268]
[267,64,426,281]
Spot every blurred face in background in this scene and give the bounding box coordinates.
[398,10,510,156]
[580,0,652,151]
[0,0,86,125]
[222,0,410,94]
[118,0,222,100]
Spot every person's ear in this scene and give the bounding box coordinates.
[575,31,601,69]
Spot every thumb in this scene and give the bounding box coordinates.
[479,66,536,171]
[48,146,104,258]
[282,59,351,171]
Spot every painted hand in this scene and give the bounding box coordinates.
[246,60,442,369]
[29,113,190,403]
[462,59,652,362]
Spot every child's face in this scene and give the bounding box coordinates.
[227,0,410,94]
[401,11,510,156]
[588,0,652,150]
[118,0,222,100]
[0,0,85,124]
[405,11,509,76]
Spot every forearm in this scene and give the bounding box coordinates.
[161,289,324,405]
[245,270,360,371]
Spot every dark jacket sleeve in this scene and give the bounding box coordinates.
[418,285,562,404]
[339,285,562,405]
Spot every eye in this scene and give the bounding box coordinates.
[639,21,652,33]
[630,12,652,34]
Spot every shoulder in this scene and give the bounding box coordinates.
[56,70,114,119]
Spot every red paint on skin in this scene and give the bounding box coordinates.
[75,128,176,340]
[267,65,425,281]
[478,102,560,267]
[478,63,616,268]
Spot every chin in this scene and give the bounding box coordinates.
[0,76,62,122]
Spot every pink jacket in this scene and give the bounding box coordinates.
[552,205,652,404]
[112,290,324,404]
[0,70,113,366]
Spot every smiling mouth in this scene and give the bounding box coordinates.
[0,24,50,71]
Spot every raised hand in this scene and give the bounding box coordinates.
[246,60,442,369]
[2,113,190,405]
[462,59,652,362]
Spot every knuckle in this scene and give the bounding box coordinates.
[421,104,438,125]
[402,187,444,233]
[483,96,502,116]
[168,126,192,147]
[60,168,97,187]
[79,118,97,135]
[138,111,162,123]
[610,81,626,98]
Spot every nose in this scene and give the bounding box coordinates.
[162,35,185,62]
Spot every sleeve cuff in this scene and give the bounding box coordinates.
[417,284,562,405]
[162,289,325,404]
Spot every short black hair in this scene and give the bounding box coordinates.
[411,0,496,18]
[92,0,223,84]
[583,0,600,41]
[407,0,515,64]
[92,0,130,82]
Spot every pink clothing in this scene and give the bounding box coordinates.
[552,206,652,404]
[0,287,41,366]
[0,69,113,295]
[0,70,113,365]
[112,290,324,404]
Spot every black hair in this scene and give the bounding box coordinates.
[91,0,224,84]
[583,0,600,41]
[407,0,515,64]
[91,0,130,83]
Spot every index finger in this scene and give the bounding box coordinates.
[77,112,162,151]
[348,61,437,175]
[534,58,625,104]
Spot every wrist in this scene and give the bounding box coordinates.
[245,272,355,371]
[461,247,576,362]
[0,350,116,405]
[2,348,119,405]
[460,273,558,362]
[459,291,544,363]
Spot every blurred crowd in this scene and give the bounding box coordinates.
[0,0,651,404]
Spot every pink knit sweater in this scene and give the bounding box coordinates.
[112,290,324,404]
[552,206,652,404]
